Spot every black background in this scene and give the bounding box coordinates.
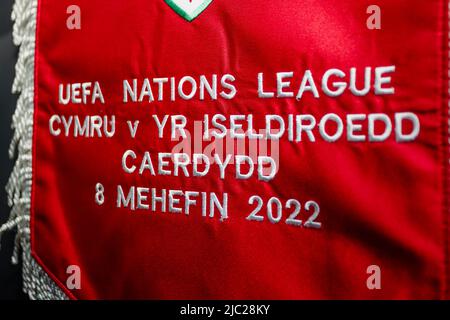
[0,0,28,300]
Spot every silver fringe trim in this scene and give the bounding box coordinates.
[0,0,67,300]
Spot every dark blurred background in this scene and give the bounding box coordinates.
[0,0,28,300]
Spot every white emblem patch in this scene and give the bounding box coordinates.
[164,0,213,21]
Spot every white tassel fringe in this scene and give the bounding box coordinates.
[0,0,67,300]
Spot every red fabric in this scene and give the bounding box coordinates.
[32,0,450,299]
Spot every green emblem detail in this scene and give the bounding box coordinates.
[165,0,213,22]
